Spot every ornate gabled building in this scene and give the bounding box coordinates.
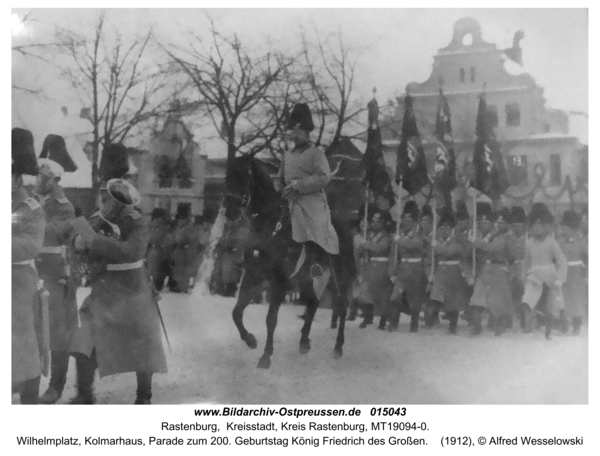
[382,17,587,211]
[132,115,207,217]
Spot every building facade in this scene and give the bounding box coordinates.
[381,17,587,213]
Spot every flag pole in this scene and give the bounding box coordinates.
[472,194,477,280]
[363,186,370,240]
[394,180,403,267]
[431,196,437,279]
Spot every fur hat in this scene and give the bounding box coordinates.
[40,134,77,173]
[476,202,494,221]
[421,204,433,221]
[455,200,469,221]
[438,207,456,227]
[529,202,554,225]
[106,178,141,207]
[561,210,581,229]
[100,143,129,183]
[402,200,420,220]
[12,128,38,176]
[496,207,511,224]
[288,103,314,132]
[510,206,527,224]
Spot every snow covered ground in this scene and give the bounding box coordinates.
[20,287,588,405]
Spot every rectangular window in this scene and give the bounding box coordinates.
[507,154,528,186]
[459,68,465,83]
[487,105,498,128]
[470,66,476,82]
[506,103,520,126]
[549,154,561,186]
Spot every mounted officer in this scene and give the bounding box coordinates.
[34,135,80,405]
[277,103,339,278]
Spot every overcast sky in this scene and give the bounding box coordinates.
[11,7,588,154]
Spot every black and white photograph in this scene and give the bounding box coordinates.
[10,5,589,416]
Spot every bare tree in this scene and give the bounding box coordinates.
[299,27,366,152]
[55,12,174,196]
[162,17,297,183]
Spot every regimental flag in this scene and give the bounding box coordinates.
[362,97,395,208]
[396,94,429,195]
[472,93,509,199]
[434,89,457,203]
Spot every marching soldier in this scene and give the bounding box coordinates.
[12,128,47,404]
[506,206,527,329]
[34,134,80,405]
[467,203,513,336]
[558,210,587,335]
[169,205,200,293]
[427,207,470,334]
[388,201,427,333]
[69,170,168,404]
[520,203,567,340]
[147,208,171,292]
[355,210,393,329]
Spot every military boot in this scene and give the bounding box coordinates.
[39,351,69,404]
[68,355,96,405]
[134,372,153,405]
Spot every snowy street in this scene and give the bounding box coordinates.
[21,286,588,405]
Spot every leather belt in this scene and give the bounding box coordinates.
[13,259,34,266]
[438,260,459,265]
[40,246,63,254]
[106,260,144,271]
[370,257,389,262]
[567,261,585,267]
[401,258,422,263]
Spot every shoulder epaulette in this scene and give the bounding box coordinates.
[55,196,70,204]
[127,210,141,220]
[23,197,41,210]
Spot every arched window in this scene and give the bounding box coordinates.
[462,33,473,46]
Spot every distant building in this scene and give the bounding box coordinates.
[382,17,587,212]
[132,115,207,218]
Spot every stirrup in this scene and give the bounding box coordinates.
[310,263,324,278]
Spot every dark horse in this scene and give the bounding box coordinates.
[224,155,355,369]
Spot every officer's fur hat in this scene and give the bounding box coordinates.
[100,143,129,183]
[40,134,77,173]
[12,128,38,176]
[561,209,581,229]
[107,178,141,206]
[438,207,456,227]
[402,200,420,220]
[455,200,469,221]
[288,103,315,132]
[509,206,527,224]
[529,202,554,225]
[476,202,494,221]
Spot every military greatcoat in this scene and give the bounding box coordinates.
[469,232,513,318]
[390,226,428,311]
[70,208,168,378]
[35,185,78,352]
[12,187,46,385]
[558,235,587,319]
[356,230,393,316]
[279,143,339,254]
[430,233,470,313]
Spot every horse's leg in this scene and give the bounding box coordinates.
[333,286,347,359]
[299,282,319,354]
[232,272,257,349]
[257,277,286,369]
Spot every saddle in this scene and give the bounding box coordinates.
[289,245,332,300]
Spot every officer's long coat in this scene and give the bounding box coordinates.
[12,187,46,384]
[356,230,392,315]
[70,208,168,378]
[430,234,470,313]
[35,186,78,352]
[279,143,339,254]
[559,235,587,319]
